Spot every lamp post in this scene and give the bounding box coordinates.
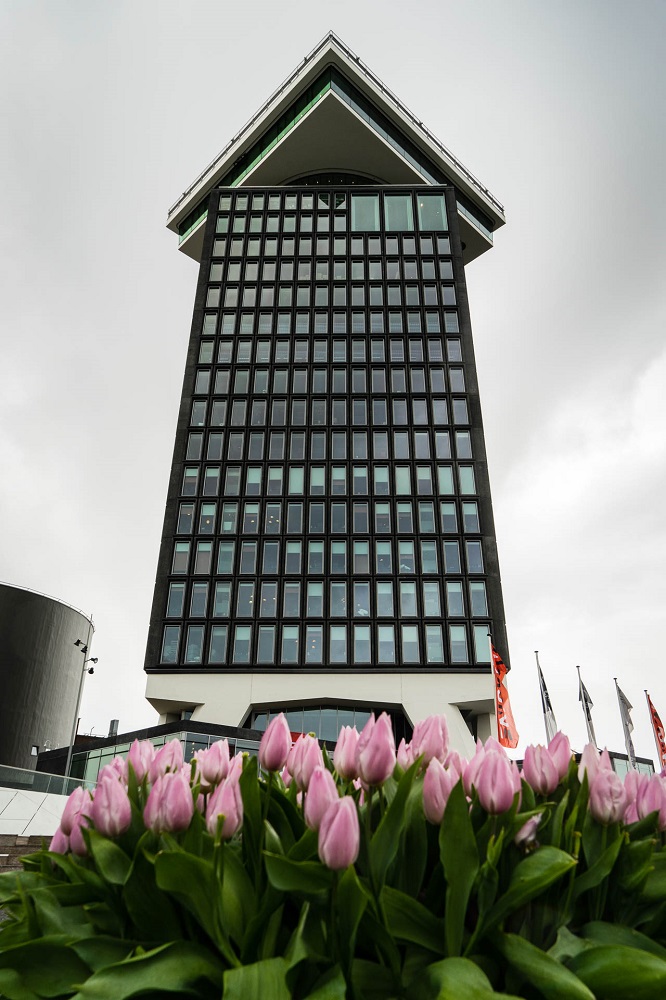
[64,619,96,785]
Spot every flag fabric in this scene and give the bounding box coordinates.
[646,692,666,770]
[577,667,597,746]
[535,652,558,743]
[492,645,519,749]
[615,680,636,770]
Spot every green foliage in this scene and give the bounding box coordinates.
[1,747,665,998]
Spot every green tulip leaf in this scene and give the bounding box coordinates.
[370,762,417,889]
[480,846,576,936]
[581,921,666,961]
[409,956,523,1000]
[337,866,371,968]
[440,780,479,956]
[223,956,291,1000]
[0,939,91,997]
[264,852,333,894]
[573,833,623,898]
[302,964,347,999]
[381,884,445,955]
[568,943,666,1000]
[351,959,400,1000]
[70,941,223,999]
[496,932,595,1000]
[87,828,133,886]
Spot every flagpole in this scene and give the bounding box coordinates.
[577,665,597,746]
[535,650,557,743]
[615,677,637,771]
[645,689,666,771]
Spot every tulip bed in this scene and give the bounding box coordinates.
[1,716,666,999]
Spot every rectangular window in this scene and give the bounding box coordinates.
[306,625,323,664]
[378,625,396,663]
[438,466,454,495]
[351,194,380,231]
[213,581,231,617]
[417,193,448,230]
[441,501,457,532]
[330,581,347,617]
[420,540,438,574]
[446,581,464,616]
[473,625,492,664]
[285,540,302,574]
[466,540,484,573]
[209,626,227,664]
[418,501,435,533]
[308,540,324,574]
[233,625,252,664]
[384,194,414,231]
[245,468,262,497]
[331,502,347,533]
[239,541,257,574]
[262,540,279,574]
[257,626,275,664]
[260,581,277,618]
[161,626,180,664]
[423,581,441,617]
[331,541,347,574]
[450,625,468,663]
[354,581,371,618]
[443,540,461,573]
[177,503,194,534]
[282,625,299,664]
[194,541,212,574]
[397,502,413,534]
[307,582,323,617]
[166,582,185,618]
[401,625,420,663]
[354,625,371,663]
[375,502,391,533]
[283,581,301,617]
[184,625,204,664]
[217,541,235,574]
[462,501,480,532]
[459,466,476,494]
[376,581,394,617]
[172,541,190,574]
[236,581,255,617]
[398,540,415,573]
[182,467,198,496]
[470,581,488,616]
[425,625,445,664]
[190,581,208,617]
[399,581,417,617]
[330,625,348,663]
[376,541,392,574]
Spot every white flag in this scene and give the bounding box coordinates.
[615,680,637,770]
[535,652,558,743]
[577,666,597,746]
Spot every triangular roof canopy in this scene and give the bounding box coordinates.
[167,32,505,264]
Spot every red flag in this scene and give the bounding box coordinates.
[646,692,666,770]
[492,645,519,749]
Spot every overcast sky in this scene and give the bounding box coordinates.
[1,1,665,762]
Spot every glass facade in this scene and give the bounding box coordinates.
[146,186,506,676]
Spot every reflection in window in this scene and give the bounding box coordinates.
[161,626,179,664]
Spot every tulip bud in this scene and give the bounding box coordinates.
[411,715,449,767]
[259,714,292,773]
[522,744,559,796]
[589,768,627,825]
[463,741,486,797]
[200,739,231,787]
[422,758,458,824]
[149,740,184,785]
[396,738,413,771]
[636,777,666,831]
[127,739,155,782]
[98,756,128,785]
[206,775,243,839]
[475,752,521,814]
[144,771,194,834]
[49,827,70,854]
[356,713,396,786]
[444,749,465,779]
[547,732,572,782]
[334,726,359,780]
[280,765,292,788]
[318,796,360,870]
[304,766,339,830]
[60,786,93,836]
[288,734,323,790]
[91,776,132,838]
[515,813,542,847]
[577,743,601,784]
[69,813,90,857]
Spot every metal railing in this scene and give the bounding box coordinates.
[0,764,95,798]
[167,31,504,222]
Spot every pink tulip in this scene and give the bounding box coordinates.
[547,732,572,781]
[280,765,292,788]
[288,734,323,790]
[589,767,627,825]
[127,739,155,782]
[636,777,666,831]
[200,740,231,787]
[304,766,339,830]
[624,800,639,824]
[396,738,413,771]
[422,758,458,824]
[259,714,292,773]
[475,752,521,814]
[206,775,243,839]
[60,786,93,836]
[356,713,396,786]
[49,827,70,854]
[484,736,508,756]
[228,752,244,779]
[69,812,90,857]
[149,740,184,784]
[91,776,132,837]
[144,770,194,834]
[411,715,449,767]
[515,813,542,847]
[463,741,486,796]
[334,726,360,780]
[318,796,360,870]
[98,757,128,784]
[522,744,559,796]
[444,749,466,778]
